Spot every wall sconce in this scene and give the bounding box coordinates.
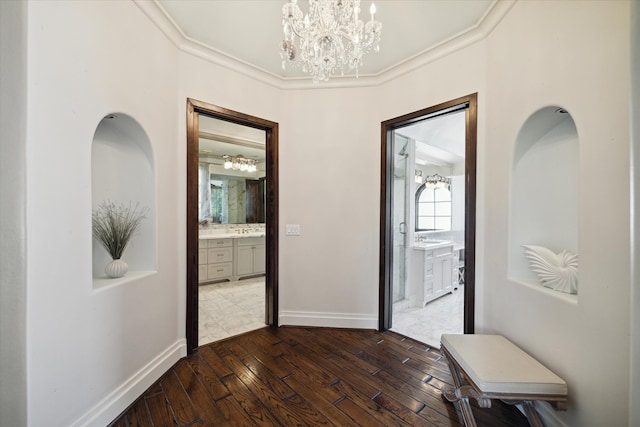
[424,173,451,190]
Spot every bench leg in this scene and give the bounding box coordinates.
[457,397,478,427]
[442,386,478,427]
[447,353,465,390]
[442,350,484,427]
[522,401,544,427]
[503,400,544,427]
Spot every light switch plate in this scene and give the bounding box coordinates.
[285,224,301,236]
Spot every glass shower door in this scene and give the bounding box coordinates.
[392,134,409,303]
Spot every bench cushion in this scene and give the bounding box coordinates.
[441,334,567,396]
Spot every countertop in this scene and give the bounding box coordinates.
[199,232,265,240]
[412,240,464,251]
[412,240,454,250]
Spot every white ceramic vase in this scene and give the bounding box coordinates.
[105,259,128,278]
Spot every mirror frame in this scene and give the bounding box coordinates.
[186,98,279,353]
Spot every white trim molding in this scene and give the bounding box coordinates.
[279,311,378,329]
[134,0,516,91]
[69,339,186,427]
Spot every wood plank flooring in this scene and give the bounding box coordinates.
[110,327,529,426]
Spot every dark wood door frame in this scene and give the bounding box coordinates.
[186,98,279,353]
[379,93,477,334]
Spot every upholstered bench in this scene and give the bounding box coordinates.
[440,334,568,427]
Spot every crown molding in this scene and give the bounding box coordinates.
[134,0,516,91]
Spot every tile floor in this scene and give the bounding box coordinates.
[198,276,266,345]
[391,285,464,348]
[198,275,462,348]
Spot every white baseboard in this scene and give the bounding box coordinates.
[70,338,187,427]
[279,310,378,329]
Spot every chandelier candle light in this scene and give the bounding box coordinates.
[280,0,382,83]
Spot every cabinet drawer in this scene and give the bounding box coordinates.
[208,263,232,279]
[237,237,265,247]
[208,247,233,263]
[199,249,208,265]
[208,238,232,248]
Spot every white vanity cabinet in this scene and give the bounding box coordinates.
[420,243,458,305]
[235,237,266,278]
[199,238,234,283]
[198,241,208,283]
[198,235,266,283]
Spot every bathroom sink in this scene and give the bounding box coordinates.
[415,239,452,248]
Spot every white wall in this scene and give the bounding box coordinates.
[6,1,636,426]
[278,87,381,326]
[451,174,465,233]
[0,1,28,425]
[25,2,182,425]
[484,1,631,425]
[630,1,640,425]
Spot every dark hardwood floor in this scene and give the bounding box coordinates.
[110,327,529,426]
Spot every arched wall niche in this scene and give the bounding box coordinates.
[508,106,579,296]
[91,113,157,284]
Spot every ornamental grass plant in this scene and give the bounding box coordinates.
[92,200,149,260]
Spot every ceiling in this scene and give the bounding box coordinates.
[171,1,478,164]
[397,110,466,166]
[156,0,497,80]
[199,115,266,166]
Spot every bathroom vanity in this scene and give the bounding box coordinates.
[198,231,265,283]
[412,241,460,305]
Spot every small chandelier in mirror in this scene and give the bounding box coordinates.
[223,155,257,173]
[280,0,382,83]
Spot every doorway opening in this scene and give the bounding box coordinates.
[186,99,279,353]
[379,94,477,345]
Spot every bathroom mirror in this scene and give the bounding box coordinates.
[416,184,452,231]
[198,116,266,224]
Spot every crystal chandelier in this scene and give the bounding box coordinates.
[223,155,257,173]
[280,0,382,83]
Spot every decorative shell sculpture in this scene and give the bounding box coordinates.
[522,245,578,294]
